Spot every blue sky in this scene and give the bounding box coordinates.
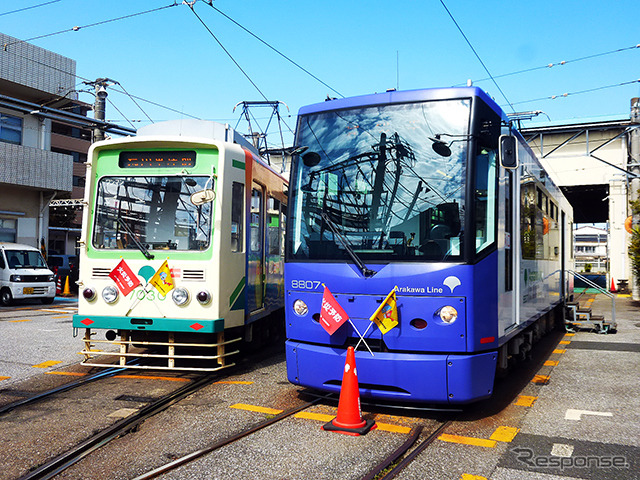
[2,0,639,148]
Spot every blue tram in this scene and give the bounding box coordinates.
[284,87,573,404]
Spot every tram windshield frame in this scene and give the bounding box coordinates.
[92,175,214,252]
[287,98,478,263]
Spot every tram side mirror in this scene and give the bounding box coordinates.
[499,135,518,169]
[190,189,215,205]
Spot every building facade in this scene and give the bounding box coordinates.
[522,109,638,291]
[0,32,90,254]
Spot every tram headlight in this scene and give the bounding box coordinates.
[293,299,309,316]
[196,289,211,305]
[102,285,119,304]
[82,287,97,301]
[172,287,190,306]
[438,306,458,324]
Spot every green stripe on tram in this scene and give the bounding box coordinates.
[232,160,246,170]
[230,277,246,310]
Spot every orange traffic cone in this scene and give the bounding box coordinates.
[322,346,377,436]
[56,276,62,295]
[610,277,616,293]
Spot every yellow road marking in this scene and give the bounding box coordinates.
[114,375,190,382]
[376,423,412,434]
[553,349,566,354]
[230,403,282,415]
[564,333,575,337]
[461,475,488,480]
[295,411,334,422]
[51,315,69,319]
[32,360,62,368]
[514,395,537,407]
[439,433,496,448]
[214,380,254,385]
[559,340,571,345]
[46,371,87,376]
[10,319,31,323]
[544,360,559,366]
[294,411,411,433]
[532,374,550,384]
[0,376,10,381]
[490,426,519,442]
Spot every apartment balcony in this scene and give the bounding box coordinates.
[0,142,72,193]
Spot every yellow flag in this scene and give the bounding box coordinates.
[149,260,174,295]
[370,288,398,334]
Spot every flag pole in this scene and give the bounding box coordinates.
[350,320,374,356]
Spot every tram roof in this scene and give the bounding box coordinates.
[298,87,504,119]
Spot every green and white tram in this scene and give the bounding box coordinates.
[73,120,288,371]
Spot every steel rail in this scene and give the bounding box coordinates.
[16,373,215,480]
[371,421,453,480]
[360,425,424,480]
[131,396,325,480]
[0,366,124,415]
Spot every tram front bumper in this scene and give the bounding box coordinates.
[73,314,224,333]
[286,341,497,404]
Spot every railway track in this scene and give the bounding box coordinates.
[128,402,451,480]
[16,373,216,480]
[0,366,124,415]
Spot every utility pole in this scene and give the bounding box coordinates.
[92,78,109,143]
[630,97,640,299]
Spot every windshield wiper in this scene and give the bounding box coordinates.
[116,217,154,260]
[321,212,376,278]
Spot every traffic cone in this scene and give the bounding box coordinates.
[610,277,616,293]
[56,276,62,295]
[322,346,377,436]
[62,275,72,297]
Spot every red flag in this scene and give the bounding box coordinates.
[109,259,141,296]
[320,286,349,335]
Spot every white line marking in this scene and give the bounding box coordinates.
[565,409,613,421]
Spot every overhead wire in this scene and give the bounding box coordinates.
[107,98,137,130]
[186,3,269,102]
[2,3,180,47]
[111,80,154,124]
[511,79,640,106]
[2,46,200,120]
[204,2,344,98]
[438,0,515,113]
[0,0,61,17]
[461,43,640,86]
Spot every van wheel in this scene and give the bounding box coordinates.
[0,289,13,307]
[41,297,55,305]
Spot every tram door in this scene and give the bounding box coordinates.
[247,183,265,312]
[500,167,518,330]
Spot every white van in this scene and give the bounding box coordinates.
[0,242,56,306]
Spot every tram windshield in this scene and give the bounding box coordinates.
[92,176,213,252]
[288,99,470,262]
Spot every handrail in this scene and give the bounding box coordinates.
[567,270,616,327]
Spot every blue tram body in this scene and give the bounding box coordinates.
[284,87,573,404]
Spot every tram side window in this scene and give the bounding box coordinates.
[280,206,287,257]
[521,182,538,260]
[267,196,281,255]
[250,187,263,252]
[474,148,497,254]
[231,182,244,252]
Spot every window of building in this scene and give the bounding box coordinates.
[0,218,17,242]
[0,114,22,145]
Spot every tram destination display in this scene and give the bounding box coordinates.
[118,151,196,168]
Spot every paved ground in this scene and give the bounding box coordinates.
[399,292,640,480]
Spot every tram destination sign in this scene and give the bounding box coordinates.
[119,151,196,168]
